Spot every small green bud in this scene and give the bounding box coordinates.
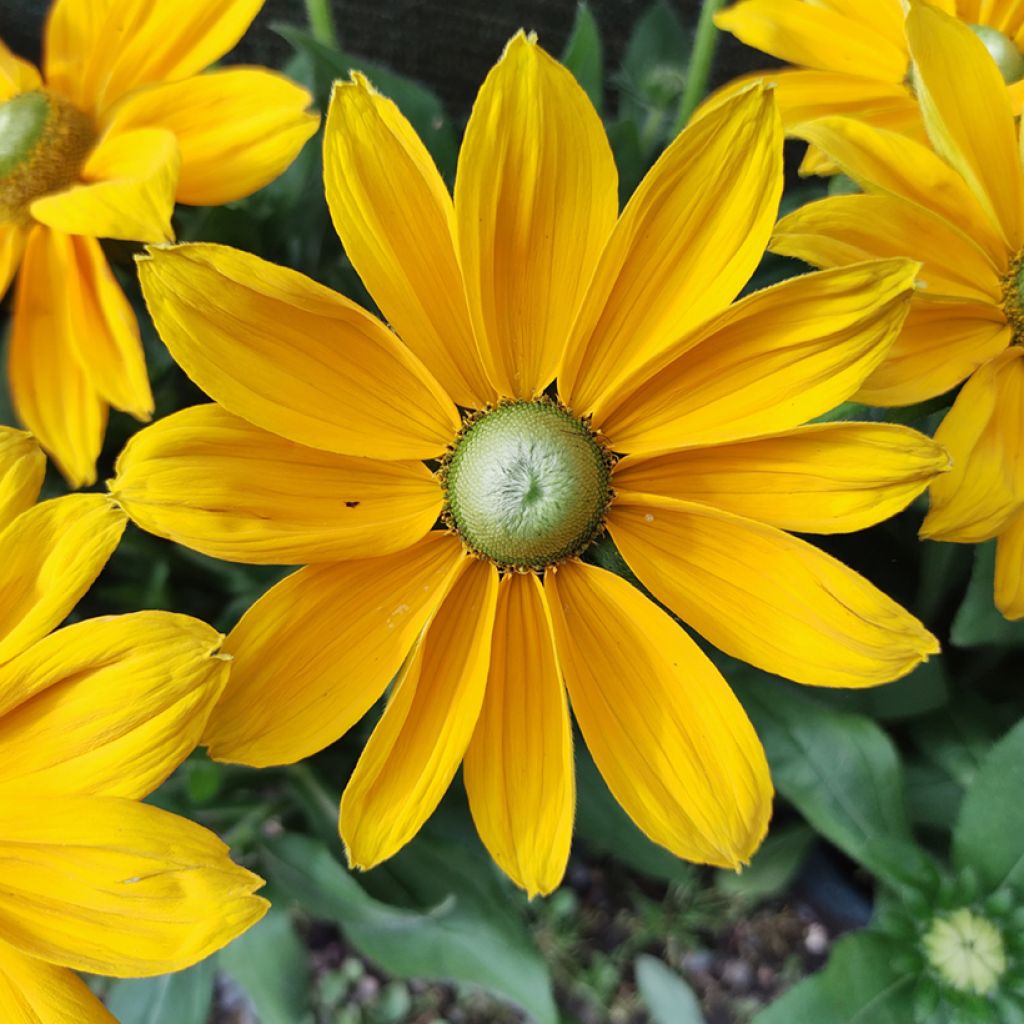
[970,25,1024,83]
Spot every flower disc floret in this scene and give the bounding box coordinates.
[441,400,614,572]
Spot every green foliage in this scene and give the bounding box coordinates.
[635,955,707,1024]
[561,4,604,114]
[951,541,1024,648]
[104,961,216,1024]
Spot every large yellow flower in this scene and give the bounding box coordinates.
[0,427,267,1021]
[770,4,1024,619]
[112,36,945,896]
[713,0,1024,174]
[0,0,319,487]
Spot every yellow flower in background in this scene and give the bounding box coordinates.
[0,0,319,487]
[771,3,1024,619]
[713,0,1024,174]
[113,37,945,896]
[0,428,267,1020]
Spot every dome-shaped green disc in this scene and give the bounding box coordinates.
[444,401,611,570]
[970,25,1024,83]
[0,92,50,179]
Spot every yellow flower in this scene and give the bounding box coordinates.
[112,36,944,896]
[0,0,319,487]
[771,4,1024,619]
[713,0,1024,174]
[0,427,267,1020]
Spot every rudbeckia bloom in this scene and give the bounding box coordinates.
[0,427,267,1020]
[0,0,318,487]
[713,0,1024,174]
[771,4,1024,619]
[112,37,944,896]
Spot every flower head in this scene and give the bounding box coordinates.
[0,0,319,486]
[113,35,944,896]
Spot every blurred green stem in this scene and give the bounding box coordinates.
[675,0,726,132]
[223,801,279,851]
[286,762,340,828]
[305,0,339,47]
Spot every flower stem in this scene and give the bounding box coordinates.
[675,0,727,133]
[305,0,339,48]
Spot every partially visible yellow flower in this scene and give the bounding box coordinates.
[0,0,319,487]
[771,3,1024,618]
[713,0,1024,174]
[0,426,267,1021]
[113,37,944,897]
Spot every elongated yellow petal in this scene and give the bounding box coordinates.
[0,941,115,1024]
[113,404,441,565]
[0,39,40,100]
[0,224,26,301]
[921,347,1024,541]
[614,422,949,534]
[342,559,498,870]
[772,194,1002,303]
[0,795,266,975]
[31,127,179,244]
[714,0,906,79]
[560,84,782,414]
[206,532,466,766]
[41,0,107,100]
[104,68,318,206]
[463,572,574,897]
[906,3,1024,249]
[609,496,938,686]
[0,428,43,534]
[324,74,493,408]
[454,33,618,398]
[0,494,125,666]
[0,612,227,799]
[546,560,771,868]
[137,243,460,460]
[601,260,917,454]
[9,227,106,487]
[996,511,1024,619]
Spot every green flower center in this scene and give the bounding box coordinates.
[970,25,1024,83]
[440,400,613,572]
[0,90,94,224]
[922,908,1007,996]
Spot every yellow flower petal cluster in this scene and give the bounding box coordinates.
[0,0,319,487]
[770,4,1024,618]
[0,427,267,1020]
[112,35,946,896]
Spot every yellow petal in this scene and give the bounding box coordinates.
[856,298,1010,406]
[996,511,1024,619]
[546,560,772,868]
[8,227,107,487]
[614,422,949,534]
[609,496,939,686]
[0,428,44,534]
[0,224,26,301]
[0,941,116,1024]
[0,612,227,799]
[103,68,318,206]
[0,494,125,666]
[0,794,266,975]
[921,347,1024,541]
[600,260,917,454]
[113,404,441,564]
[714,0,907,79]
[906,3,1024,249]
[0,39,40,100]
[772,194,1002,303]
[463,572,574,897]
[137,243,460,460]
[454,33,618,398]
[560,84,782,415]
[342,558,498,870]
[205,532,466,766]
[324,74,493,408]
[31,127,179,244]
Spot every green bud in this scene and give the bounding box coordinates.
[923,908,1007,996]
[970,25,1024,84]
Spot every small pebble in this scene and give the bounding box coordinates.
[804,922,829,956]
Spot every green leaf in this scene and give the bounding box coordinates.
[953,717,1024,892]
[635,955,706,1024]
[218,905,311,1024]
[817,659,950,722]
[262,833,557,1024]
[951,541,1024,648]
[753,932,916,1024]
[909,696,1002,790]
[105,960,215,1024]
[715,823,815,901]
[562,4,603,113]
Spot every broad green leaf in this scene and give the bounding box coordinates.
[951,542,1024,648]
[819,660,950,722]
[715,823,815,901]
[909,696,1003,790]
[105,960,215,1024]
[904,760,963,831]
[635,955,706,1024]
[753,932,915,1024]
[262,832,557,1024]
[953,717,1024,892]
[561,4,604,114]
